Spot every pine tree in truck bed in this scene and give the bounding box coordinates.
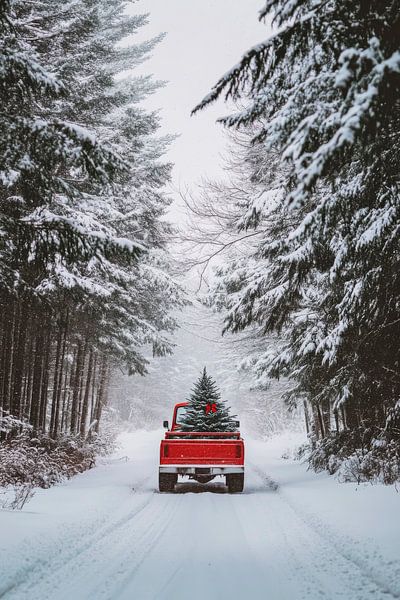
[180,368,238,432]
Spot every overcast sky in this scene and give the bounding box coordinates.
[130,0,268,216]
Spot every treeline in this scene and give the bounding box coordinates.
[191,0,400,479]
[0,301,111,438]
[0,0,182,440]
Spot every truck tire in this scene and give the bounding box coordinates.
[159,473,177,492]
[226,473,244,493]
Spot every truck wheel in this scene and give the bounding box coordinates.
[226,473,244,493]
[159,473,177,492]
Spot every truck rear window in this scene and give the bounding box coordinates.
[175,406,188,425]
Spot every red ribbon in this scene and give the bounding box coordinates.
[205,403,217,415]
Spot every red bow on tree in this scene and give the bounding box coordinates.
[205,403,217,415]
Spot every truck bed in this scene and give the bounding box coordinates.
[160,432,244,466]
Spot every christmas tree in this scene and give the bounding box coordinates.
[180,368,238,432]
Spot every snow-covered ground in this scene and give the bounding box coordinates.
[1,429,399,600]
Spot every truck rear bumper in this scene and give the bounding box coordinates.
[159,465,244,475]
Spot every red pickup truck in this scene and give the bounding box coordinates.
[159,402,245,493]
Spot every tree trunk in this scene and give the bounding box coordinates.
[39,329,51,433]
[52,323,68,438]
[23,337,34,422]
[321,399,331,435]
[1,305,16,416]
[94,357,109,434]
[303,400,310,435]
[90,353,98,423]
[70,341,84,434]
[10,301,25,419]
[30,328,45,431]
[80,348,94,437]
[49,327,62,434]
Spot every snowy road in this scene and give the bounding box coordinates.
[1,430,400,600]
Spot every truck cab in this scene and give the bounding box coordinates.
[159,402,245,493]
[168,401,188,431]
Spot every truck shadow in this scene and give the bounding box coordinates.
[174,481,228,494]
[172,478,278,495]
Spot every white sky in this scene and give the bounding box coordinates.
[130,0,269,217]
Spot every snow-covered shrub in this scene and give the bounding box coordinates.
[0,434,93,488]
[294,442,310,461]
[0,415,32,436]
[0,484,35,510]
[0,424,117,499]
[305,429,400,484]
[306,430,357,474]
[338,440,400,485]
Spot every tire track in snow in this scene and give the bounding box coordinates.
[62,492,183,600]
[120,489,274,600]
[8,491,182,600]
[103,494,185,599]
[0,473,154,598]
[238,462,336,599]
[249,461,400,599]
[1,479,156,600]
[3,431,399,600]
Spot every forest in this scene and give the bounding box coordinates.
[1,0,400,489]
[0,0,185,488]
[189,0,400,482]
[0,0,182,444]
[1,1,400,598]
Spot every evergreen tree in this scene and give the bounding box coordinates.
[180,368,237,432]
[0,0,184,439]
[0,0,129,434]
[194,0,400,443]
[15,0,181,374]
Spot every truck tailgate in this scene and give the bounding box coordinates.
[160,438,244,465]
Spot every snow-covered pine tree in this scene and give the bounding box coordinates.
[194,1,400,456]
[180,368,238,432]
[0,0,135,433]
[0,0,183,439]
[38,0,184,386]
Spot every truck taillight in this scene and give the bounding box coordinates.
[164,444,169,458]
[236,445,241,458]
